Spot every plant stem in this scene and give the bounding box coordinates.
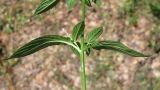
[80,38,86,90]
[80,0,86,90]
[82,0,86,20]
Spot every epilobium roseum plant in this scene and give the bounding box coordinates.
[7,0,148,90]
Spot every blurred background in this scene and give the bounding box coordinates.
[0,0,160,90]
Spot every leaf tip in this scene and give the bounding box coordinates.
[34,9,41,16]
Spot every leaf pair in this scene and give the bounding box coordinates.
[8,21,85,59]
[8,21,148,60]
[70,22,147,57]
[85,27,103,55]
[70,21,85,56]
[70,22,103,56]
[84,27,147,57]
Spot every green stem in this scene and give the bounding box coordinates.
[80,0,86,90]
[80,37,86,90]
[82,0,86,20]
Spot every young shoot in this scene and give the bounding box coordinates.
[7,0,148,90]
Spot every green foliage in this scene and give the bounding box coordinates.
[7,0,148,90]
[87,27,103,45]
[128,15,138,26]
[123,0,138,16]
[70,43,80,56]
[93,0,101,7]
[66,0,77,10]
[34,0,59,15]
[93,41,147,57]
[8,24,147,59]
[121,0,139,25]
[71,21,85,42]
[150,3,160,19]
[86,0,92,7]
[85,26,102,55]
[8,35,79,59]
[4,25,14,33]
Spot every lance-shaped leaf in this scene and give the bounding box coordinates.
[93,41,148,57]
[34,0,59,15]
[66,0,77,10]
[8,35,78,59]
[87,27,103,45]
[71,21,85,42]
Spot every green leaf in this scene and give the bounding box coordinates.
[71,21,85,42]
[8,35,79,59]
[87,27,103,45]
[34,0,59,15]
[86,47,91,56]
[70,46,80,56]
[93,0,101,7]
[93,41,148,57]
[86,0,92,7]
[150,3,160,19]
[66,0,77,10]
[84,43,92,56]
[69,42,80,56]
